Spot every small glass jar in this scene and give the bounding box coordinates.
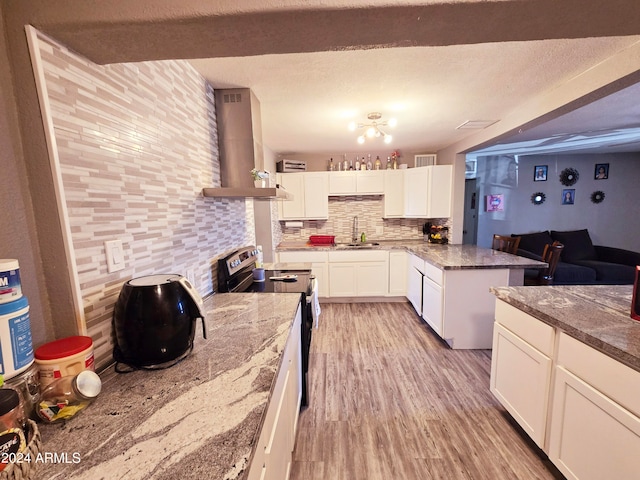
[0,388,27,471]
[37,370,102,423]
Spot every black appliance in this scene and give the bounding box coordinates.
[217,246,316,407]
[113,274,206,371]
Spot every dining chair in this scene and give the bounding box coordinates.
[492,234,521,255]
[525,241,564,286]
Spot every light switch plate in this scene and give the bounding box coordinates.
[105,240,125,273]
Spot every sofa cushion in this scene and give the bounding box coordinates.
[552,262,598,285]
[550,229,597,262]
[571,260,636,284]
[512,231,553,257]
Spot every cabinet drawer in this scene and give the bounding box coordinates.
[424,262,443,285]
[495,300,555,356]
[278,251,328,263]
[328,250,388,263]
[557,332,640,417]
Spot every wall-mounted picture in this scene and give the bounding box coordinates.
[595,163,609,180]
[534,165,548,181]
[486,194,504,211]
[562,189,575,205]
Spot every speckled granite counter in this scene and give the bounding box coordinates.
[277,240,546,270]
[32,292,302,480]
[491,285,640,373]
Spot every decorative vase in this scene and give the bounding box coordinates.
[254,179,267,188]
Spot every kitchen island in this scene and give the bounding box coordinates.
[277,241,546,348]
[31,292,303,480]
[489,285,640,480]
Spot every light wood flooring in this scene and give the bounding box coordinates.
[290,302,564,480]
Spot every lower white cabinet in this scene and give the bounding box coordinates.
[490,302,640,480]
[388,250,408,296]
[247,304,302,480]
[327,250,388,297]
[407,253,424,315]
[422,274,443,336]
[490,301,555,449]
[548,333,640,480]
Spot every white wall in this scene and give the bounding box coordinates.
[475,153,640,251]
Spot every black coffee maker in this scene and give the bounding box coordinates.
[113,274,206,371]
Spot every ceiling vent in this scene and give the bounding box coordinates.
[456,120,498,130]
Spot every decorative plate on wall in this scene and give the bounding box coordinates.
[531,192,546,205]
[591,191,605,204]
[559,167,579,186]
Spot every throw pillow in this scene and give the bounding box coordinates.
[512,231,553,256]
[550,229,597,262]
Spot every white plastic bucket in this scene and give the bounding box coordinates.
[35,336,95,390]
[0,259,22,305]
[0,296,35,380]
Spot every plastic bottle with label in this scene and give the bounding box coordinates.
[37,370,102,423]
[0,388,26,470]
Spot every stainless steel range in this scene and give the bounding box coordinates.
[217,246,317,407]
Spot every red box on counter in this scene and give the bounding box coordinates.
[309,235,335,245]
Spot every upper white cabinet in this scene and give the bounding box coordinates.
[404,165,453,218]
[277,172,329,220]
[383,170,405,218]
[329,171,384,195]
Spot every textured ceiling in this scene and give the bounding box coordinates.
[23,0,640,156]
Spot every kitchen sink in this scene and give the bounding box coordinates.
[337,242,380,249]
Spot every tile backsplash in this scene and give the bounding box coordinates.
[280,195,450,242]
[37,33,253,369]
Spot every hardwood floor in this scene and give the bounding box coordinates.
[290,302,563,480]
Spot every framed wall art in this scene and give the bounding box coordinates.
[534,165,548,181]
[594,163,609,180]
[562,189,575,205]
[486,194,504,211]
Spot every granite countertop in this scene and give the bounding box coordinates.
[277,240,546,270]
[491,285,640,373]
[32,292,302,480]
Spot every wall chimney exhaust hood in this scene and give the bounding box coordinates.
[202,88,292,200]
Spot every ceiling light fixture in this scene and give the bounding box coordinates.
[348,112,396,144]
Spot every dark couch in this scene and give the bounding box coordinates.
[511,229,640,285]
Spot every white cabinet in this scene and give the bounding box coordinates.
[388,250,408,296]
[548,333,640,480]
[490,300,555,449]
[277,172,328,220]
[383,170,405,218]
[421,263,444,336]
[247,304,302,480]
[328,171,384,195]
[327,250,388,297]
[277,250,328,297]
[407,253,424,315]
[404,165,453,218]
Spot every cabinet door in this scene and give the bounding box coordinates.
[329,171,357,195]
[278,173,305,219]
[427,165,453,218]
[422,276,443,335]
[404,167,428,217]
[328,263,357,296]
[407,255,423,315]
[356,171,384,193]
[356,262,388,296]
[312,262,328,298]
[548,366,640,480]
[388,250,408,296]
[490,322,552,449]
[384,170,405,217]
[304,172,329,219]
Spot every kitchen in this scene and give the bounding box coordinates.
[3,2,640,479]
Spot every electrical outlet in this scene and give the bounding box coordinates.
[186,268,196,287]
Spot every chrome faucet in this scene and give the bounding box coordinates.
[352,216,359,243]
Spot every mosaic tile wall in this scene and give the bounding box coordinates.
[37,35,253,369]
[280,195,450,243]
